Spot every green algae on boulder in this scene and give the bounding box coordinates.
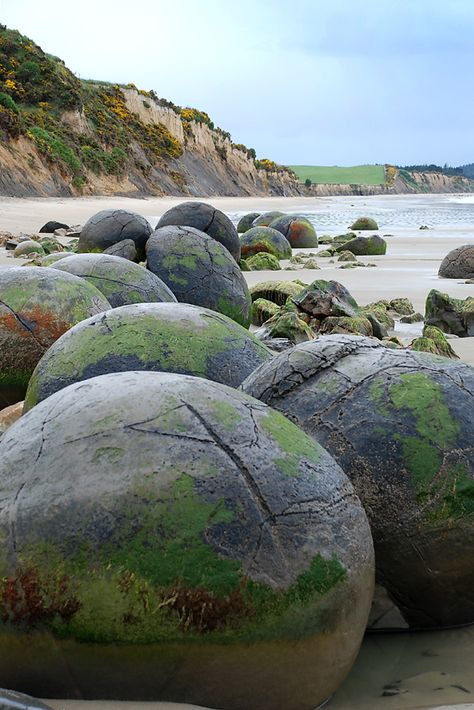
[146,225,251,327]
[410,325,459,359]
[320,315,373,337]
[268,215,318,249]
[245,253,281,271]
[78,210,152,260]
[242,335,474,629]
[335,235,386,256]
[251,211,285,227]
[14,240,45,258]
[0,266,111,408]
[40,252,74,266]
[350,217,379,230]
[390,297,415,315]
[156,201,240,262]
[51,253,176,308]
[24,302,272,410]
[240,227,291,260]
[251,298,280,326]
[0,371,374,709]
[249,279,306,306]
[293,279,359,319]
[425,288,474,337]
[255,306,314,345]
[237,212,261,233]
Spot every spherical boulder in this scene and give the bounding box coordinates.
[335,235,386,256]
[78,210,152,260]
[438,244,474,279]
[252,211,285,227]
[0,370,374,708]
[0,267,111,408]
[237,212,260,233]
[14,240,44,258]
[240,226,292,259]
[268,215,318,248]
[51,253,176,308]
[40,251,74,266]
[350,217,379,230]
[24,302,272,410]
[242,335,474,629]
[146,226,251,327]
[156,201,240,262]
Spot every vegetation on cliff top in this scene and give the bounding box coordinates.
[0,25,293,191]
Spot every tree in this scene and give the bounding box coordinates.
[305,178,312,187]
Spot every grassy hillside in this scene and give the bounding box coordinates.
[289,164,386,185]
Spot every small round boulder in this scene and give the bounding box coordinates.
[156,201,240,262]
[51,253,176,308]
[78,210,152,260]
[14,240,45,258]
[146,225,251,327]
[268,215,318,248]
[242,335,474,629]
[24,302,272,409]
[240,227,292,259]
[438,244,474,279]
[237,212,260,233]
[0,266,111,408]
[350,217,379,230]
[0,370,374,708]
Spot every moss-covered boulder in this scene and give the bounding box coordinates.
[78,210,152,260]
[361,303,395,329]
[51,254,176,308]
[255,307,314,345]
[249,280,306,306]
[425,289,474,337]
[240,227,291,260]
[293,279,359,319]
[40,252,74,266]
[410,326,459,359]
[390,298,415,315]
[438,244,474,279]
[245,253,281,271]
[14,240,45,258]
[251,298,280,326]
[400,312,424,324]
[337,250,357,262]
[24,302,272,410]
[252,211,285,228]
[350,217,379,230]
[0,370,374,709]
[156,201,240,262]
[146,226,251,328]
[237,212,261,233]
[0,267,111,408]
[333,232,356,244]
[320,315,373,337]
[242,335,474,628]
[335,235,386,256]
[268,216,318,249]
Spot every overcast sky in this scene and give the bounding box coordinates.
[1,0,473,166]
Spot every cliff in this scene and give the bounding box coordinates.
[0,27,300,198]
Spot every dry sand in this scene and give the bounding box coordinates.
[0,193,473,710]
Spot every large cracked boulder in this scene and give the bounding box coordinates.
[0,371,374,709]
[438,244,474,279]
[425,288,474,337]
[0,267,110,408]
[51,253,176,308]
[268,215,318,248]
[146,226,251,327]
[156,201,240,262]
[242,335,474,629]
[24,302,272,410]
[240,227,291,259]
[78,210,152,260]
[335,235,386,256]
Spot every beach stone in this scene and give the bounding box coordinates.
[245,253,281,271]
[0,370,374,710]
[350,217,379,230]
[51,253,176,308]
[410,326,459,359]
[13,241,44,258]
[335,235,386,256]
[390,297,415,315]
[251,298,280,326]
[320,315,373,337]
[438,244,474,279]
[333,232,356,244]
[293,279,359,319]
[0,401,23,441]
[240,227,291,260]
[236,212,260,233]
[24,302,272,410]
[146,226,251,327]
[39,221,69,233]
[255,307,314,344]
[156,201,240,262]
[242,335,474,628]
[304,259,320,270]
[103,238,137,261]
[425,289,474,337]
[249,280,306,306]
[400,312,424,324]
[0,267,111,408]
[337,250,357,262]
[252,211,285,227]
[78,210,152,260]
[361,303,395,329]
[268,215,318,248]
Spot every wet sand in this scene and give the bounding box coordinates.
[1,193,473,710]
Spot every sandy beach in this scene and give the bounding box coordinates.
[1,192,473,710]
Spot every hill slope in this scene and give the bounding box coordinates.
[0,27,300,198]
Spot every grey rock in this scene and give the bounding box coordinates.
[103,238,137,261]
[438,244,474,279]
[78,210,152,260]
[39,221,69,233]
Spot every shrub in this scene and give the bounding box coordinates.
[17,59,41,83]
[305,178,312,187]
[0,104,22,137]
[0,91,19,114]
[28,126,81,173]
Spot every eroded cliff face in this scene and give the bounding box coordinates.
[304,169,474,196]
[0,88,301,198]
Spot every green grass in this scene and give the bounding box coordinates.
[288,164,386,185]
